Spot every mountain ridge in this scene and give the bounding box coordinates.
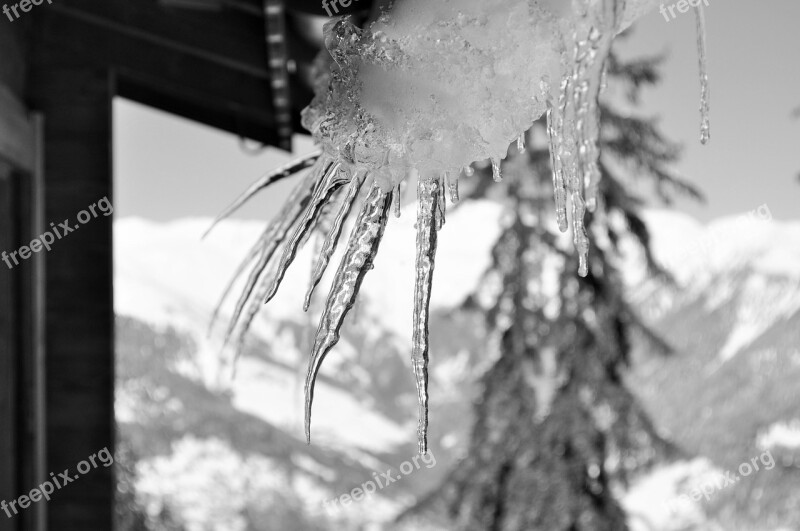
[114,203,800,530]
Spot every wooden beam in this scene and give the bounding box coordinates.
[56,0,268,79]
[0,164,21,531]
[29,20,115,530]
[116,70,282,146]
[35,4,290,145]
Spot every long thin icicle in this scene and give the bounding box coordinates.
[393,183,402,218]
[578,36,611,212]
[545,77,569,233]
[436,176,446,230]
[208,233,264,334]
[303,171,367,312]
[694,4,710,145]
[263,162,347,305]
[585,61,610,213]
[223,162,323,344]
[560,37,591,277]
[304,182,392,444]
[555,70,576,236]
[203,149,322,238]
[550,0,620,277]
[578,0,619,214]
[411,176,440,455]
[229,267,278,373]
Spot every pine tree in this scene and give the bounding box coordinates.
[398,44,702,531]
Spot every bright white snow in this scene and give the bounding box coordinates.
[757,420,800,451]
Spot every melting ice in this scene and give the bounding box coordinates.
[214,0,709,454]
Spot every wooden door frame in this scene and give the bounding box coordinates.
[0,108,46,531]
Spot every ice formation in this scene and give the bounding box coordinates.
[213,0,709,454]
[694,4,711,144]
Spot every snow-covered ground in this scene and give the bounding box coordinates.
[114,203,800,530]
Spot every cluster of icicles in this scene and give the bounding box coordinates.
[209,0,710,455]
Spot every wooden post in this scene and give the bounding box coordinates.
[1,22,36,531]
[28,15,115,530]
[0,161,21,531]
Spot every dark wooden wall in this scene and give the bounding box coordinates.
[0,19,38,531]
[2,1,327,528]
[27,15,116,530]
[0,162,23,531]
[19,1,289,526]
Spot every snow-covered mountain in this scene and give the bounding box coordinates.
[114,202,800,531]
[114,200,504,530]
[621,207,800,531]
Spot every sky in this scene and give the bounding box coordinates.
[114,0,800,224]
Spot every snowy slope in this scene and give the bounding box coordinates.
[116,203,800,373]
[114,200,503,448]
[114,200,504,529]
[622,208,800,364]
[115,200,503,346]
[620,210,800,531]
[114,203,800,530]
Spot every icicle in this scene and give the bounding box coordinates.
[463,165,474,177]
[411,176,440,455]
[223,162,323,344]
[694,4,710,145]
[577,54,604,215]
[599,61,609,94]
[554,70,576,236]
[545,95,568,232]
[448,174,459,203]
[562,34,591,277]
[491,158,502,182]
[304,231,324,313]
[223,212,296,345]
[231,190,336,372]
[303,171,367,312]
[210,158,329,331]
[304,182,392,444]
[516,134,525,153]
[571,180,591,278]
[203,149,322,238]
[263,162,347,305]
[393,182,402,218]
[436,176,446,230]
[209,234,262,334]
[230,265,277,371]
[550,0,620,276]
[578,2,618,213]
[568,81,594,273]
[541,75,568,232]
